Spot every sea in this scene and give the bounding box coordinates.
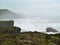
[14,19,60,32]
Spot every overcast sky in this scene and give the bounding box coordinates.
[0,0,60,21]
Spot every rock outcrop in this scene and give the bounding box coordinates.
[0,20,14,28]
[0,20,21,36]
[46,27,58,32]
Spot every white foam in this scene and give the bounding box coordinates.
[14,19,60,32]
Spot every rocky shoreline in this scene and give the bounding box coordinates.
[0,20,60,45]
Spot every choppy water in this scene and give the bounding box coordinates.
[14,19,60,32]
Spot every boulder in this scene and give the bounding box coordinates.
[46,27,58,32]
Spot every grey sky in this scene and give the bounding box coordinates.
[0,0,60,21]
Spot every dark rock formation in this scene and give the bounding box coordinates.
[7,27,21,36]
[0,26,21,36]
[0,20,14,28]
[46,27,58,32]
[0,20,21,36]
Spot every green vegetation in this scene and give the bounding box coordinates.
[0,28,60,45]
[0,30,47,45]
[47,34,60,45]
